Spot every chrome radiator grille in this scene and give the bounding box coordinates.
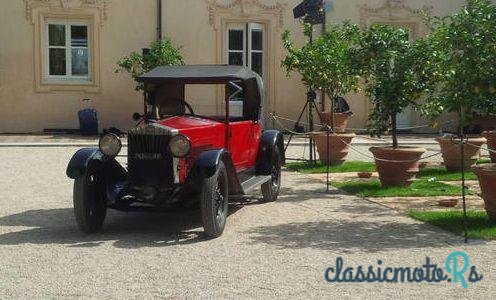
[127,124,173,188]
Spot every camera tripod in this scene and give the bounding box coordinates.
[284,91,324,163]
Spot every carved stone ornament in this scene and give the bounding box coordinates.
[205,0,286,28]
[359,0,433,27]
[24,0,109,25]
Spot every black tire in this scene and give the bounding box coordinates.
[261,148,282,202]
[200,160,229,238]
[73,170,107,233]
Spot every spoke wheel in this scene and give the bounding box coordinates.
[73,169,107,233]
[261,148,282,202]
[200,161,229,238]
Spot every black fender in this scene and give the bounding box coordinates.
[256,130,285,175]
[67,148,128,203]
[66,148,127,181]
[193,149,243,195]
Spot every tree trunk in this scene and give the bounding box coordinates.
[391,113,398,148]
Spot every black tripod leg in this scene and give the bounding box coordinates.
[284,101,309,151]
[309,100,323,163]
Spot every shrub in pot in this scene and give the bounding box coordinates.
[422,0,496,171]
[282,22,361,164]
[424,0,496,221]
[355,25,433,187]
[116,38,184,91]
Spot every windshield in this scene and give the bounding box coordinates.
[152,81,246,120]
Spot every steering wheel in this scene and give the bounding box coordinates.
[183,100,194,115]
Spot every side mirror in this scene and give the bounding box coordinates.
[132,112,142,121]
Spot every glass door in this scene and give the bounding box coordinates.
[227,23,264,77]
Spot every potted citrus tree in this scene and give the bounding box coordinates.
[282,21,361,165]
[116,38,184,90]
[424,0,496,221]
[422,0,494,171]
[357,25,432,187]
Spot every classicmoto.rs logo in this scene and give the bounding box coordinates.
[324,251,483,288]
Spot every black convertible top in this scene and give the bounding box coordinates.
[138,65,260,83]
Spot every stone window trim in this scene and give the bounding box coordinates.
[31,7,102,93]
[205,0,286,118]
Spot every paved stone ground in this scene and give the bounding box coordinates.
[0,147,495,298]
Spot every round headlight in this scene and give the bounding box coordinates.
[99,133,122,157]
[169,134,191,157]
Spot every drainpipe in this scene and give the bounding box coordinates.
[157,0,162,41]
[321,5,326,112]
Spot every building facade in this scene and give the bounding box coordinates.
[0,0,470,133]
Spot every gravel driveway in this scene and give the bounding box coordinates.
[0,147,495,299]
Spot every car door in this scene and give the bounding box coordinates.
[229,120,253,171]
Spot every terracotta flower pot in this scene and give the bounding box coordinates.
[438,199,458,208]
[436,137,487,171]
[482,131,496,163]
[311,132,356,165]
[472,164,496,222]
[476,115,496,132]
[319,112,350,133]
[369,146,426,187]
[357,172,373,179]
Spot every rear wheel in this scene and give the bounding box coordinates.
[200,161,229,238]
[73,169,107,233]
[261,149,282,202]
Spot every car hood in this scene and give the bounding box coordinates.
[157,115,222,131]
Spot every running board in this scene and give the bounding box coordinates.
[241,175,271,193]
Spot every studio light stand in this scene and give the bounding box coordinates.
[284,0,326,163]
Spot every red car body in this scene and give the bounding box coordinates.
[67,65,284,237]
[159,117,262,182]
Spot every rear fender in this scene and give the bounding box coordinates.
[193,149,243,195]
[256,130,285,175]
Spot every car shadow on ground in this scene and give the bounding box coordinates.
[245,218,459,254]
[0,204,243,249]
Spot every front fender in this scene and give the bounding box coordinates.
[256,130,285,174]
[193,149,242,195]
[66,148,127,181]
[195,149,232,177]
[66,148,104,179]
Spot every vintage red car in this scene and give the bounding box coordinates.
[66,65,285,238]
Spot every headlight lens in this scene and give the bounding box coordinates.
[99,133,122,157]
[169,134,191,157]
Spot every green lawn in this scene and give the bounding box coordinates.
[478,158,492,164]
[409,210,496,240]
[417,168,478,181]
[333,180,464,197]
[285,161,376,174]
[286,160,485,181]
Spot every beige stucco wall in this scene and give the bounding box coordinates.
[0,0,473,133]
[0,0,157,133]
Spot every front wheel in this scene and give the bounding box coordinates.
[200,161,229,238]
[73,170,107,233]
[261,149,282,202]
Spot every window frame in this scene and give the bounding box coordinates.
[225,22,265,78]
[247,23,264,77]
[44,19,91,83]
[227,24,246,67]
